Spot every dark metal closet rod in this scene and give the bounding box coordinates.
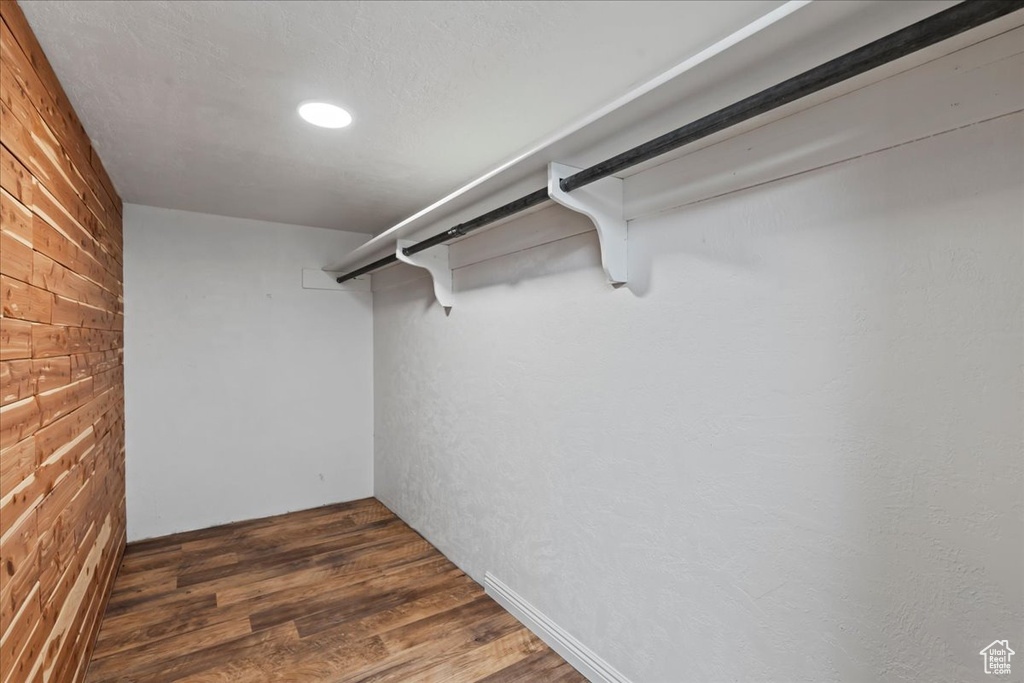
[337,0,1022,284]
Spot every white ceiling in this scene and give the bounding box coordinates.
[20,0,783,234]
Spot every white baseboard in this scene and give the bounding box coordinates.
[484,572,632,683]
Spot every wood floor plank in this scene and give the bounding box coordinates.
[476,648,584,682]
[248,558,458,632]
[85,617,252,678]
[96,549,447,646]
[84,498,584,683]
[102,586,215,621]
[354,607,530,683]
[405,629,546,682]
[175,518,411,588]
[214,546,440,607]
[89,623,301,683]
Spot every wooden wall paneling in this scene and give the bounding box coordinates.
[0,316,32,359]
[0,20,115,226]
[0,144,34,205]
[1,359,35,404]
[0,2,120,219]
[3,426,94,543]
[0,433,33,501]
[0,108,121,281]
[0,509,41,679]
[0,31,121,265]
[31,209,121,300]
[1,274,52,323]
[0,189,33,283]
[67,530,123,683]
[0,395,40,449]
[0,1,125,681]
[0,356,71,405]
[0,505,38,609]
[29,323,68,360]
[0,583,41,681]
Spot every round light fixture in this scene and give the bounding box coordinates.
[297,102,352,129]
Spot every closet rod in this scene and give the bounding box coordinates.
[337,0,1022,284]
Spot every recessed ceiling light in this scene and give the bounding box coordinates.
[298,102,352,129]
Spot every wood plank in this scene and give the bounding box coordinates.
[0,231,32,282]
[70,528,124,683]
[32,251,117,312]
[213,544,438,609]
[29,175,121,284]
[31,202,120,298]
[0,273,51,322]
[36,515,113,682]
[0,394,39,449]
[37,377,94,429]
[0,582,41,683]
[33,388,113,462]
[89,366,119,396]
[82,500,584,683]
[0,358,33,405]
[0,188,31,243]
[0,99,121,278]
[0,189,33,283]
[0,356,70,405]
[0,1,120,215]
[85,618,253,680]
[51,295,115,331]
[101,622,301,683]
[410,629,545,682]
[0,51,119,265]
[476,648,588,683]
[29,322,67,358]
[0,4,125,680]
[0,434,34,500]
[88,148,120,221]
[0,317,31,359]
[0,17,118,230]
[43,512,121,683]
[1,427,94,545]
[69,351,119,384]
[0,143,33,206]
[0,508,38,630]
[66,327,121,356]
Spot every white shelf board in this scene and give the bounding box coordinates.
[324,0,1016,275]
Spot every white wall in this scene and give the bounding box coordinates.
[124,205,373,540]
[372,110,1023,681]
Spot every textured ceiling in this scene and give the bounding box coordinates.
[20,0,781,233]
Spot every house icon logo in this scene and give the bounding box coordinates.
[980,640,1014,675]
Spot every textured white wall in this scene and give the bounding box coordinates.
[373,113,1023,681]
[124,205,374,541]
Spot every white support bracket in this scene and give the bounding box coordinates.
[396,239,453,312]
[548,162,627,285]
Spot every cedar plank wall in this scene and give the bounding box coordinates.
[0,1,126,681]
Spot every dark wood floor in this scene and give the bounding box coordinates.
[84,498,584,682]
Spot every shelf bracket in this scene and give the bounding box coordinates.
[548,161,627,285]
[396,239,453,312]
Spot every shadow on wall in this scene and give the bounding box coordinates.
[379,113,1023,680]
[453,229,605,295]
[430,125,897,302]
[426,16,1024,306]
[435,112,1019,306]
